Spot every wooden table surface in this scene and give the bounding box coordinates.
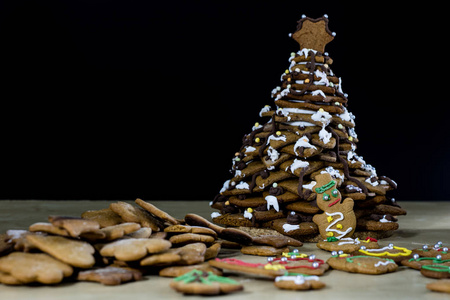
[0,200,449,300]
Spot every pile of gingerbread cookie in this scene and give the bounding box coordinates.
[0,199,449,295]
[210,15,401,242]
[0,198,303,288]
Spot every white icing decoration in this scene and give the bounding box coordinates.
[320,166,344,181]
[293,135,317,155]
[365,175,379,186]
[314,69,329,86]
[338,77,344,94]
[379,215,392,223]
[338,107,352,122]
[259,105,271,117]
[310,90,326,98]
[265,195,279,212]
[252,123,263,131]
[245,146,256,153]
[374,260,395,267]
[267,147,279,162]
[267,134,286,144]
[211,212,221,219]
[311,109,331,124]
[275,275,320,285]
[338,237,360,246]
[244,210,253,220]
[325,212,353,239]
[220,180,230,193]
[287,159,309,173]
[282,223,300,233]
[298,48,317,59]
[235,181,249,190]
[318,124,332,144]
[302,181,316,190]
[283,121,316,127]
[280,107,315,114]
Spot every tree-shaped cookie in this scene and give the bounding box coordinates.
[312,173,356,239]
[210,15,399,241]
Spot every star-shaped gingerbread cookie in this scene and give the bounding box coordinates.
[291,15,335,52]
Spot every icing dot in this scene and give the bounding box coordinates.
[293,249,299,253]
[276,131,282,136]
[413,254,420,260]
[423,245,429,251]
[436,255,442,260]
[285,69,290,74]
[273,182,278,188]
[304,78,310,83]
[267,257,274,262]
[360,246,367,250]
[312,262,319,268]
[255,137,260,143]
[247,208,253,213]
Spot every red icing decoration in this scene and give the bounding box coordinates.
[328,198,341,207]
[215,258,265,268]
[271,257,325,270]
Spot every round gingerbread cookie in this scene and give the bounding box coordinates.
[426,279,450,294]
[327,252,398,275]
[421,265,450,279]
[274,273,325,291]
[412,242,450,260]
[402,253,450,270]
[170,270,243,295]
[317,236,379,253]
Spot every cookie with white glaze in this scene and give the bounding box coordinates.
[274,273,325,291]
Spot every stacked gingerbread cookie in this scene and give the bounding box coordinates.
[210,15,403,242]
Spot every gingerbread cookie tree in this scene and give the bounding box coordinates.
[210,15,402,242]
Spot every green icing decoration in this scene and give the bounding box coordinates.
[315,180,336,193]
[346,255,395,264]
[327,237,339,242]
[421,265,450,273]
[173,270,239,285]
[408,257,450,264]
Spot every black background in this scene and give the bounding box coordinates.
[0,1,448,200]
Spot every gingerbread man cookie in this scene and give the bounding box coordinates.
[312,173,356,240]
